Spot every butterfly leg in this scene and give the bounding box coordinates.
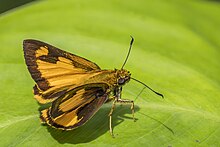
[116,98,135,121]
[108,86,123,137]
[108,99,135,137]
[108,87,135,137]
[115,87,135,121]
[109,99,117,137]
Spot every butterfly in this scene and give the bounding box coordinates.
[23,36,163,137]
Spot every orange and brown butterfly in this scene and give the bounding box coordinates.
[23,37,163,136]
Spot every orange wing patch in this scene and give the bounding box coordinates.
[36,46,49,57]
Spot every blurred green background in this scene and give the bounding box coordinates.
[0,0,220,146]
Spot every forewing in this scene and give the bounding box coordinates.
[23,39,101,103]
[40,83,109,130]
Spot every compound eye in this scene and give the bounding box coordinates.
[118,78,125,85]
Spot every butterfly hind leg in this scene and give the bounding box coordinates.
[108,87,135,137]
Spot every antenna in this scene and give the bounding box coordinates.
[131,77,164,98]
[121,36,134,69]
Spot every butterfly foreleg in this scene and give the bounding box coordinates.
[115,87,135,121]
[108,86,135,137]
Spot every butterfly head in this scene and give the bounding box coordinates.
[116,69,131,86]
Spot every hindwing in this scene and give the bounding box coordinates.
[40,83,109,130]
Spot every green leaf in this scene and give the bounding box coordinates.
[0,0,220,146]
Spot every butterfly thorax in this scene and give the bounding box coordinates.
[85,69,131,89]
